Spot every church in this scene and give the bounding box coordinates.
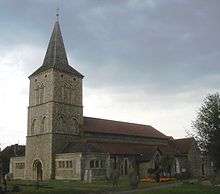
[10,18,205,181]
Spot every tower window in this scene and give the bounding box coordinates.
[40,116,46,133]
[72,118,79,133]
[45,74,47,78]
[31,119,36,135]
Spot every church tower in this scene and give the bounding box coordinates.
[25,18,83,180]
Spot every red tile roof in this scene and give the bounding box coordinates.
[62,141,159,161]
[82,117,168,139]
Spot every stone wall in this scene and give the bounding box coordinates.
[82,153,108,180]
[10,157,25,179]
[25,134,53,180]
[55,153,81,180]
[52,134,80,154]
[25,67,83,180]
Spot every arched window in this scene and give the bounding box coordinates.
[56,115,66,132]
[31,119,36,135]
[40,116,46,133]
[71,118,79,133]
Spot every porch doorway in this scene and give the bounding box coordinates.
[33,160,43,181]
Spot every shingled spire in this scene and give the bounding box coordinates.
[30,20,83,78]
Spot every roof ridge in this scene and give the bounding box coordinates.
[175,137,194,141]
[84,116,153,127]
[87,140,159,147]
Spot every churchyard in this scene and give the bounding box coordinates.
[1,178,220,194]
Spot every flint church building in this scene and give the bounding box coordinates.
[10,18,204,181]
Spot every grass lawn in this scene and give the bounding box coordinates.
[1,178,173,194]
[137,184,220,194]
[2,179,220,194]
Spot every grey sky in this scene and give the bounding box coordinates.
[0,0,219,148]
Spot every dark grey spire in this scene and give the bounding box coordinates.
[30,21,83,78]
[42,21,69,67]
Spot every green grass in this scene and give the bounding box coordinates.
[137,183,220,194]
[2,179,220,194]
[1,178,173,194]
[2,178,129,193]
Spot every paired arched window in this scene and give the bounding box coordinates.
[31,117,47,134]
[56,115,66,132]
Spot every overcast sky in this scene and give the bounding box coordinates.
[0,0,220,149]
